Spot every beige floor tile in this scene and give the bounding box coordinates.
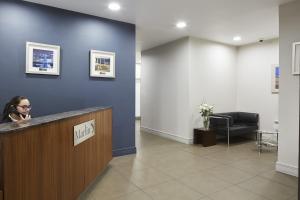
[238,176,297,200]
[158,151,197,163]
[245,157,277,167]
[137,151,201,171]
[178,171,233,195]
[245,152,278,164]
[228,158,274,175]
[88,183,139,200]
[112,159,152,177]
[110,154,139,166]
[78,191,96,200]
[135,150,164,161]
[137,145,180,156]
[208,186,267,200]
[143,180,204,200]
[112,190,152,200]
[288,195,298,200]
[135,147,186,165]
[187,157,222,170]
[155,162,202,179]
[81,168,139,200]
[154,157,221,179]
[150,151,204,168]
[127,167,173,188]
[181,144,227,157]
[204,165,254,184]
[204,150,255,165]
[259,170,298,189]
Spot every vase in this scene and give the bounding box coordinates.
[203,116,210,130]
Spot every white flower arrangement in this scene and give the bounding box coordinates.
[198,103,214,129]
[198,103,214,117]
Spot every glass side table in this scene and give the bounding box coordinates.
[256,130,279,153]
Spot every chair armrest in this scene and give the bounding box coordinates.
[209,115,232,128]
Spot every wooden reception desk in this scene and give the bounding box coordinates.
[0,107,112,200]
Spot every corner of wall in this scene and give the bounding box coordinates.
[140,37,193,143]
[187,37,194,139]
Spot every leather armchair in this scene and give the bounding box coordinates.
[209,112,259,146]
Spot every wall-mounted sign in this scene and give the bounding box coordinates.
[74,119,95,146]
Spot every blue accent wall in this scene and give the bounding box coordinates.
[0,0,136,156]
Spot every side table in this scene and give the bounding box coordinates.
[256,130,279,153]
[194,128,216,147]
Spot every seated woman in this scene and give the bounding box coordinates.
[2,96,32,123]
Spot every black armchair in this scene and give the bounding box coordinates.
[209,112,259,146]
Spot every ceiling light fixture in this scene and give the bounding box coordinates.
[233,36,242,41]
[108,2,121,11]
[176,21,187,29]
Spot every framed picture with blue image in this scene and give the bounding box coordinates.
[26,42,60,75]
[271,64,279,94]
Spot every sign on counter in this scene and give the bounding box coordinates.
[74,119,95,146]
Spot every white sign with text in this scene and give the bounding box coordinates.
[74,119,95,146]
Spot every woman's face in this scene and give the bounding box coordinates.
[16,99,31,115]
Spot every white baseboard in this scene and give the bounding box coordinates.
[140,126,193,144]
[276,161,298,177]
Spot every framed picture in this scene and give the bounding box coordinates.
[292,42,300,75]
[26,42,60,75]
[271,64,280,94]
[90,50,115,78]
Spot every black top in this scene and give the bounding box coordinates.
[0,114,11,123]
[0,117,12,124]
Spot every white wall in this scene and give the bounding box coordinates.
[141,37,238,142]
[236,39,279,132]
[135,66,141,118]
[276,1,300,177]
[136,52,141,118]
[141,38,191,143]
[189,37,238,136]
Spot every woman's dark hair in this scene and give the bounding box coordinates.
[2,96,28,121]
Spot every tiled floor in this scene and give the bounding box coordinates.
[79,121,298,200]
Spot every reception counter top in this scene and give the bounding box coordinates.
[0,106,111,134]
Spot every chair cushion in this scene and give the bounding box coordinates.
[213,125,258,136]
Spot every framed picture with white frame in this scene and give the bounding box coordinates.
[271,64,279,94]
[90,50,115,78]
[26,42,60,75]
[292,42,300,75]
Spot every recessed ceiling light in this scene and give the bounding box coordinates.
[233,36,242,41]
[176,21,187,29]
[108,2,121,11]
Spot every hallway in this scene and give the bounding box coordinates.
[80,121,297,200]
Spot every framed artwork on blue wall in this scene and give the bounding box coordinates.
[90,50,115,78]
[271,64,279,94]
[26,42,60,75]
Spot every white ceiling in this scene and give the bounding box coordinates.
[25,0,294,51]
